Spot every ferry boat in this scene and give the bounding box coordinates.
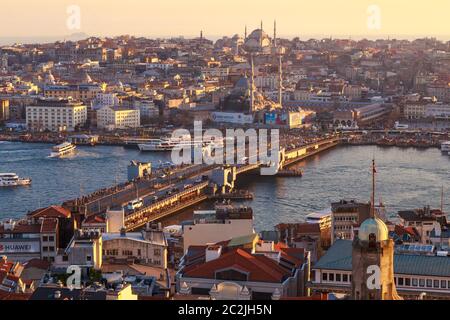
[138,135,223,152]
[305,208,332,229]
[441,141,450,154]
[0,173,31,187]
[50,142,77,158]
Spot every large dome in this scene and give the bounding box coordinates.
[244,29,271,52]
[358,217,389,242]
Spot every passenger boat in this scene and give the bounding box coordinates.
[305,208,332,229]
[138,135,223,152]
[0,173,32,187]
[441,141,450,154]
[50,142,77,158]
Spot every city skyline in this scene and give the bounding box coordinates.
[2,0,450,40]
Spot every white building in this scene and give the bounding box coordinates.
[94,93,120,109]
[102,228,167,268]
[26,98,87,132]
[425,103,450,119]
[97,106,140,130]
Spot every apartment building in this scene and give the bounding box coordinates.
[0,99,9,121]
[331,200,371,243]
[43,84,103,102]
[96,106,140,130]
[26,98,87,132]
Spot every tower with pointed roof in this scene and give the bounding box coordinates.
[351,160,402,300]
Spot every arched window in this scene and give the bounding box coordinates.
[369,233,377,248]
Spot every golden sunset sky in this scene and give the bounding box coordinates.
[2,0,449,39]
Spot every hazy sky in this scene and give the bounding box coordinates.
[1,0,450,39]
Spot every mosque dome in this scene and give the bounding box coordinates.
[233,77,251,95]
[244,29,271,52]
[358,217,389,242]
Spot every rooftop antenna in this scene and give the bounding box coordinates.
[371,159,377,219]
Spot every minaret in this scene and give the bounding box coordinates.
[260,20,263,48]
[273,20,277,48]
[278,54,283,106]
[250,54,255,113]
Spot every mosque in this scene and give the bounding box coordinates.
[243,21,277,53]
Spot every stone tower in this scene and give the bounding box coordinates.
[351,218,401,300]
[351,160,402,300]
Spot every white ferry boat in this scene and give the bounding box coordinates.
[0,173,32,187]
[138,135,223,152]
[50,142,77,158]
[441,141,450,154]
[305,208,332,229]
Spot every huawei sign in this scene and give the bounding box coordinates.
[0,242,39,253]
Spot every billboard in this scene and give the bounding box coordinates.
[0,241,41,254]
[265,112,287,125]
[211,112,254,124]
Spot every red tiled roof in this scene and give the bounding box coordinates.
[83,215,106,224]
[30,206,71,219]
[0,291,31,300]
[24,259,51,271]
[40,218,58,233]
[183,248,291,283]
[0,223,41,234]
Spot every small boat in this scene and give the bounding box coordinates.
[50,142,77,158]
[0,173,32,187]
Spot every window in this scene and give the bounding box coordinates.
[49,236,55,242]
[419,279,425,287]
[343,274,348,282]
[329,273,335,281]
[336,274,341,282]
[441,280,447,289]
[43,246,48,252]
[62,255,68,262]
[398,278,404,286]
[405,278,411,286]
[434,280,439,288]
[412,278,418,287]
[426,279,432,288]
[86,255,92,262]
[154,248,161,256]
[43,236,48,242]
[322,273,328,281]
[137,249,141,256]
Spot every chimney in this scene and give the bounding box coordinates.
[205,245,222,262]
